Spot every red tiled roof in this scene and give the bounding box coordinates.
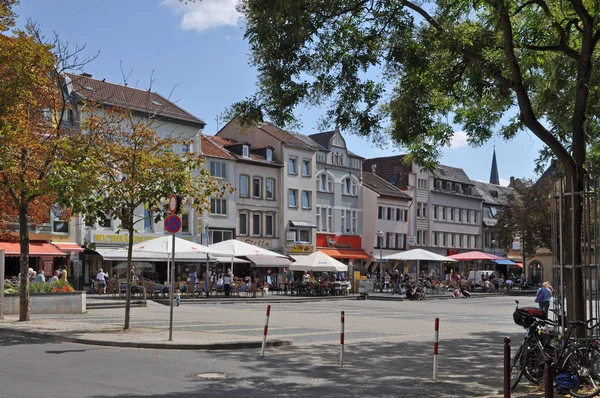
[362,172,412,199]
[65,73,204,126]
[363,155,412,189]
[206,135,282,166]
[201,136,235,159]
[257,121,314,149]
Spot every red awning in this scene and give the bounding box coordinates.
[0,242,67,257]
[515,262,523,268]
[52,242,84,253]
[448,251,504,261]
[318,248,371,260]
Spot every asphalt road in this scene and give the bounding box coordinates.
[0,297,546,398]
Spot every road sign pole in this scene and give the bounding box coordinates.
[168,232,176,341]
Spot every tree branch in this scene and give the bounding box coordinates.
[402,0,442,31]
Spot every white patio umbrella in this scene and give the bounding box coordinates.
[209,239,292,274]
[289,251,348,272]
[100,236,228,261]
[113,261,154,270]
[382,249,457,280]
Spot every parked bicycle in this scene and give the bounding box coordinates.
[511,300,600,397]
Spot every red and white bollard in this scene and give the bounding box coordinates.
[260,305,271,357]
[433,317,439,380]
[340,311,345,367]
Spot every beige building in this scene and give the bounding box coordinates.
[216,119,318,255]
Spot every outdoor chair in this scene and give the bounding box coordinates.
[186,281,196,298]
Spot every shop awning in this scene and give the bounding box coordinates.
[318,248,371,260]
[288,220,317,228]
[247,255,292,267]
[494,259,517,265]
[51,242,84,253]
[0,241,67,257]
[515,262,523,268]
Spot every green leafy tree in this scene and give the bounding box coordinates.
[233,0,600,331]
[0,1,94,321]
[79,105,230,330]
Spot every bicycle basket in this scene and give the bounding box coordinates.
[556,373,578,390]
[513,307,546,327]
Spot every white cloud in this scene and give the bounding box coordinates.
[499,178,509,187]
[162,0,242,32]
[449,131,469,149]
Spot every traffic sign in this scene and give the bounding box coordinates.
[408,236,417,246]
[164,214,182,233]
[168,194,178,214]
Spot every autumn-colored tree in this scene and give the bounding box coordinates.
[0,1,94,321]
[79,105,230,330]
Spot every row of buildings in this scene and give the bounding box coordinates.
[0,73,524,288]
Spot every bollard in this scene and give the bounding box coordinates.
[143,286,147,302]
[544,357,554,398]
[260,305,271,357]
[504,337,511,398]
[340,311,345,367]
[433,318,439,380]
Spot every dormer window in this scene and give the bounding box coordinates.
[266,148,273,162]
[242,145,249,158]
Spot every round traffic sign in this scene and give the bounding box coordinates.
[164,214,182,234]
[168,194,178,213]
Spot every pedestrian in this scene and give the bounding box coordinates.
[391,270,400,295]
[35,270,45,283]
[59,265,68,283]
[49,270,60,283]
[224,269,232,297]
[96,268,108,295]
[535,281,553,314]
[130,265,138,284]
[302,271,311,284]
[175,289,181,306]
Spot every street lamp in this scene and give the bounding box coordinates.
[491,239,497,272]
[377,231,385,293]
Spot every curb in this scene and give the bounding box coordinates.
[0,327,293,351]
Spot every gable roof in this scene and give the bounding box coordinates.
[256,121,315,150]
[308,131,335,149]
[472,181,515,206]
[363,155,412,189]
[200,136,234,160]
[65,73,204,127]
[208,135,283,167]
[295,133,327,150]
[362,172,412,200]
[433,165,473,185]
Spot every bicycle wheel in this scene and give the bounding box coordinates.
[511,344,527,390]
[523,344,546,385]
[561,347,600,398]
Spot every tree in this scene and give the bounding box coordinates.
[496,179,553,266]
[0,2,94,321]
[233,0,600,331]
[79,105,230,330]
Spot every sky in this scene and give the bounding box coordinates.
[15,0,546,186]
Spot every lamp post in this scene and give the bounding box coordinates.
[377,231,384,293]
[491,239,496,272]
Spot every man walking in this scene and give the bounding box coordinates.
[223,269,232,297]
[391,270,401,295]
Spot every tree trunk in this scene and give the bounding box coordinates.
[563,168,585,337]
[18,202,30,322]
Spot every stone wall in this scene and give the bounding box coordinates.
[2,292,86,315]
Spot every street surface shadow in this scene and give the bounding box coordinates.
[0,333,58,347]
[88,331,547,398]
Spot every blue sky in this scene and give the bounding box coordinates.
[16,0,545,185]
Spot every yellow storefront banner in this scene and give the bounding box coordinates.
[289,245,314,254]
[93,234,161,244]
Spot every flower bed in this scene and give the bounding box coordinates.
[2,291,86,315]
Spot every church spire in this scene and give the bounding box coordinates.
[489,148,500,185]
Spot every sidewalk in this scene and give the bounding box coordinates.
[0,301,292,351]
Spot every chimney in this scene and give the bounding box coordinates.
[81,73,92,78]
[509,176,515,187]
[371,164,377,174]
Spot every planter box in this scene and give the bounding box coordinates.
[2,292,86,315]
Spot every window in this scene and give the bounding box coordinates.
[265,214,274,236]
[302,159,311,177]
[252,213,261,236]
[101,212,112,228]
[378,206,384,220]
[351,210,357,234]
[144,208,153,231]
[239,175,249,198]
[396,233,405,249]
[181,142,190,153]
[433,206,438,220]
[253,177,262,198]
[316,208,322,231]
[318,174,333,192]
[210,198,227,215]
[458,208,462,222]
[299,229,310,242]
[442,207,446,220]
[423,204,428,218]
[242,145,249,158]
[302,191,311,209]
[328,208,333,232]
[417,203,421,218]
[474,211,478,224]
[442,233,447,247]
[209,161,227,179]
[459,234,463,248]
[266,178,275,200]
[417,178,428,189]
[181,213,189,233]
[403,209,408,221]
[210,230,233,244]
[388,233,395,248]
[266,148,273,162]
[288,157,297,175]
[239,212,248,236]
[341,211,346,233]
[450,208,455,221]
[387,208,393,220]
[450,234,455,247]
[343,177,358,195]
[396,208,401,221]
[433,232,438,246]
[289,189,298,207]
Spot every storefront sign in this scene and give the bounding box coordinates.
[239,238,273,248]
[289,245,314,254]
[42,257,53,277]
[317,234,361,249]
